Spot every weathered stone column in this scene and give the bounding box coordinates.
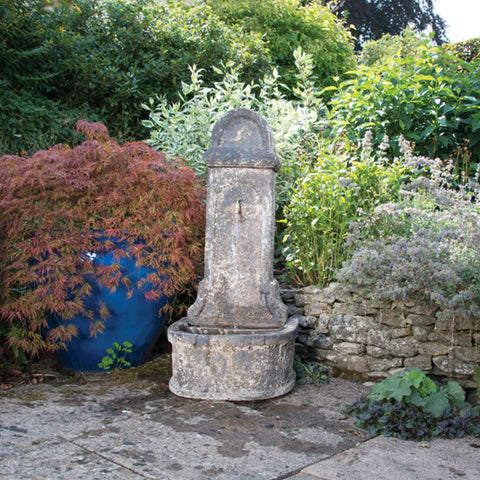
[168,109,297,401]
[187,108,287,330]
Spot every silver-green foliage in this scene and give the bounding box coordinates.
[142,48,326,207]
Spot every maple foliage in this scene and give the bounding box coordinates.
[0,121,206,359]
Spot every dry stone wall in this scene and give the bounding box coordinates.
[281,282,479,388]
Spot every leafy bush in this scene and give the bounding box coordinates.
[444,38,480,63]
[143,48,327,208]
[206,0,356,93]
[0,0,271,154]
[359,27,432,67]
[346,369,480,440]
[281,133,407,286]
[338,148,480,323]
[0,82,82,155]
[0,121,206,362]
[328,44,480,178]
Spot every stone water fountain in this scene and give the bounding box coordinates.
[168,109,298,400]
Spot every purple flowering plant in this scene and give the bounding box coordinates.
[338,139,480,323]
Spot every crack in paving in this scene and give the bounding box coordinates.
[59,434,166,480]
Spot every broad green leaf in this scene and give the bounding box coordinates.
[408,390,426,407]
[423,392,450,418]
[421,125,436,139]
[405,369,425,388]
[415,74,435,82]
[444,381,465,407]
[320,86,338,94]
[371,376,412,402]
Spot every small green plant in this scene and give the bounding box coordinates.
[98,341,133,371]
[294,356,329,385]
[346,368,480,440]
[282,133,406,286]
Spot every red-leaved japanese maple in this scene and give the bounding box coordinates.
[0,121,206,360]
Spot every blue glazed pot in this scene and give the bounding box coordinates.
[53,241,169,371]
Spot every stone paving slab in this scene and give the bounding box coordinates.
[0,371,368,480]
[0,385,144,449]
[63,384,366,480]
[300,435,480,480]
[1,438,141,480]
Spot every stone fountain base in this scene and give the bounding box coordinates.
[167,318,298,401]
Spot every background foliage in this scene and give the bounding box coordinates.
[282,133,407,286]
[328,43,480,179]
[0,0,271,154]
[323,0,447,47]
[444,38,480,63]
[359,26,432,66]
[206,0,356,93]
[143,48,327,209]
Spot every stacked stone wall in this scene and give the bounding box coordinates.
[281,283,479,388]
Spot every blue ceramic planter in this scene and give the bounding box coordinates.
[53,242,169,371]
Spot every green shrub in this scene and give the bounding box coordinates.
[0,81,82,155]
[281,133,406,286]
[359,27,432,67]
[206,0,356,93]
[0,0,271,153]
[444,38,480,63]
[346,369,480,440]
[328,44,480,179]
[143,48,327,209]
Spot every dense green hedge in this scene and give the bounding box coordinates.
[206,0,356,92]
[0,0,271,154]
[444,38,480,63]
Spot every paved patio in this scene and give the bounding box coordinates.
[1,355,479,479]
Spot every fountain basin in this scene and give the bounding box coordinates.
[168,317,298,401]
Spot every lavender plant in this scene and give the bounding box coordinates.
[338,142,480,323]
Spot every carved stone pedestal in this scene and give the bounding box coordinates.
[168,109,297,400]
